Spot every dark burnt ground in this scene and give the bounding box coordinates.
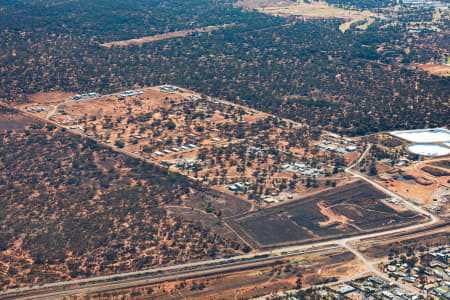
[183,188,252,217]
[0,107,38,130]
[228,181,426,249]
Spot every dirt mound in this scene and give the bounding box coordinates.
[386,168,401,174]
[421,166,450,177]
[414,176,433,185]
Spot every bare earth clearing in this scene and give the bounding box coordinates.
[228,180,425,249]
[101,24,234,48]
[417,63,450,77]
[0,111,37,130]
[28,91,74,104]
[236,0,377,21]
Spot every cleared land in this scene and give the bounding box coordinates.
[0,107,37,130]
[418,63,450,77]
[101,24,234,47]
[236,0,377,21]
[368,133,449,210]
[228,180,425,248]
[359,229,450,260]
[339,17,375,33]
[18,87,356,214]
[16,88,436,253]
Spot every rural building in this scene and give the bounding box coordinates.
[337,284,355,294]
[120,90,144,97]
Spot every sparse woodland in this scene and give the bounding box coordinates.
[0,122,243,289]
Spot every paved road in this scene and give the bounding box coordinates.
[2,246,344,300]
[341,143,435,296]
[345,144,438,225]
[3,216,442,299]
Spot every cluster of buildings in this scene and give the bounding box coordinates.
[159,85,180,93]
[26,107,47,113]
[382,246,450,299]
[171,158,197,168]
[385,198,404,207]
[315,135,357,155]
[426,203,442,213]
[334,246,450,299]
[335,275,417,299]
[280,162,325,177]
[71,92,100,100]
[69,125,83,131]
[228,182,251,192]
[154,144,198,157]
[160,157,205,169]
[401,0,448,8]
[261,192,294,204]
[248,146,266,154]
[227,182,294,203]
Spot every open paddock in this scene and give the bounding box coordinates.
[228,181,426,249]
[236,0,379,27]
[101,24,234,47]
[0,109,38,130]
[418,63,450,77]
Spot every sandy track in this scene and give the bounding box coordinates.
[101,24,234,47]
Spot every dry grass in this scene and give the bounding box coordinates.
[418,63,450,77]
[28,91,74,104]
[236,0,377,22]
[339,17,375,32]
[101,24,234,47]
[377,173,438,206]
